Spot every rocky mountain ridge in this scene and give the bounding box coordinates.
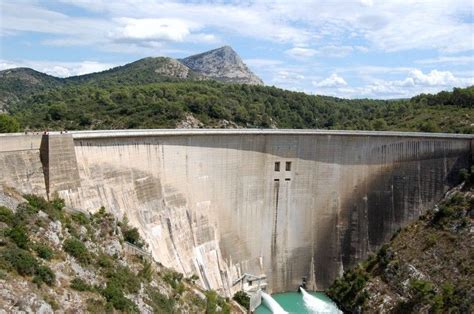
[0,46,263,110]
[180,46,263,85]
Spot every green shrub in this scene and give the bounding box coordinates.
[205,290,230,314]
[409,279,436,304]
[45,198,65,222]
[431,193,467,227]
[72,212,90,225]
[43,294,59,311]
[24,195,49,211]
[92,206,108,221]
[205,290,218,314]
[34,243,54,260]
[146,288,175,313]
[326,265,369,310]
[13,203,38,225]
[51,198,65,211]
[163,270,184,290]
[138,260,153,282]
[0,114,20,133]
[233,290,250,309]
[71,277,94,291]
[63,237,90,264]
[7,225,29,249]
[0,206,14,225]
[34,265,55,286]
[101,280,138,312]
[106,266,140,294]
[3,247,38,276]
[96,253,114,270]
[123,227,143,248]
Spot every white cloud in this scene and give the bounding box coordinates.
[286,47,317,58]
[409,69,457,86]
[355,46,369,53]
[360,0,374,7]
[0,59,118,77]
[314,74,348,88]
[286,45,354,58]
[316,68,474,99]
[113,18,198,42]
[318,45,354,57]
[3,0,473,54]
[416,55,474,65]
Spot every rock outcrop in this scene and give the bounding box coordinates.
[180,46,263,85]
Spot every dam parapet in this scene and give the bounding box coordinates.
[0,129,472,295]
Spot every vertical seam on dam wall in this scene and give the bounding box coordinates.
[271,181,280,269]
[39,135,50,199]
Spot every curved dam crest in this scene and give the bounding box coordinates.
[0,129,472,295]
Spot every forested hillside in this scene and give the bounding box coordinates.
[3,82,473,133]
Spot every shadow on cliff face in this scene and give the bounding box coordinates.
[311,154,471,290]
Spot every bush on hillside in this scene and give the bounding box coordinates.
[7,225,29,249]
[233,290,250,309]
[70,277,94,292]
[63,237,90,264]
[2,247,38,276]
[0,114,20,133]
[34,243,54,260]
[0,206,14,225]
[34,265,56,286]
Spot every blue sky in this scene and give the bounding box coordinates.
[1,0,473,99]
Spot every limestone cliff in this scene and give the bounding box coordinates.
[180,46,264,85]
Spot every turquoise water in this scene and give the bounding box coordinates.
[255,291,341,314]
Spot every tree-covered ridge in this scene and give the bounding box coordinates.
[65,57,201,87]
[7,81,473,133]
[411,86,474,108]
[0,68,64,110]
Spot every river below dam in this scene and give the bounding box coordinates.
[255,289,341,314]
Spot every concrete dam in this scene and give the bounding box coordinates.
[1,129,472,296]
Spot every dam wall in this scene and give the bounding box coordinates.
[0,130,472,295]
[0,133,46,196]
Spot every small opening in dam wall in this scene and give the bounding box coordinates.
[274,162,280,171]
[285,178,291,181]
[274,179,280,182]
[286,161,292,171]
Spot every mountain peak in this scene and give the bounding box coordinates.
[180,46,263,85]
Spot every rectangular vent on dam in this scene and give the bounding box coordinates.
[285,161,292,171]
[274,162,280,171]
